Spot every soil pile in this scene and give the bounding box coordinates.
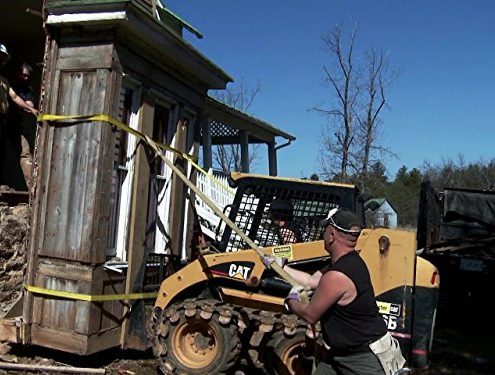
[0,202,29,318]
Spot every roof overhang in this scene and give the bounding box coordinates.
[44,0,232,90]
[203,96,296,145]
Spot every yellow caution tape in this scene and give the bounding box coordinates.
[29,115,236,299]
[38,113,234,196]
[38,113,196,161]
[25,285,157,302]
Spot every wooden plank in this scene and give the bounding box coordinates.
[168,108,188,257]
[31,325,87,354]
[88,267,125,335]
[57,44,114,70]
[24,37,60,343]
[38,261,93,283]
[120,96,154,347]
[0,319,21,344]
[40,70,100,262]
[91,66,123,264]
[31,323,121,355]
[183,120,200,258]
[38,67,118,262]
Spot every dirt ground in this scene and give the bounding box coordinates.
[1,314,493,375]
[1,201,493,374]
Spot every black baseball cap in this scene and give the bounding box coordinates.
[320,207,362,236]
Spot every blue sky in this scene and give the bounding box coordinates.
[166,1,495,179]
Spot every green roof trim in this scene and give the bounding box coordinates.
[156,1,203,39]
[367,198,386,206]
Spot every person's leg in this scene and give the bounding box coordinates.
[332,351,384,375]
[3,120,26,190]
[313,360,338,375]
[20,134,32,189]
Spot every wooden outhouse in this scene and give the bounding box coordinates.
[0,0,295,355]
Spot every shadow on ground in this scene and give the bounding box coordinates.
[426,296,495,375]
[2,294,494,374]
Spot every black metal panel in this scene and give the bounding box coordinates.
[219,175,362,252]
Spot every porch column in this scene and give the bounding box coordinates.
[268,141,277,176]
[240,130,249,173]
[201,116,212,170]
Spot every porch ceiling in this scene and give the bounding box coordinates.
[0,1,44,47]
[203,96,295,145]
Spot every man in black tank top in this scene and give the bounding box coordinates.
[283,208,405,374]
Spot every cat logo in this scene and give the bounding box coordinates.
[228,264,252,280]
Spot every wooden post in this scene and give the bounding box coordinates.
[268,141,277,176]
[120,95,155,350]
[168,110,189,258]
[201,115,212,170]
[240,130,249,173]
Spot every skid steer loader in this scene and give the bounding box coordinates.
[150,173,439,374]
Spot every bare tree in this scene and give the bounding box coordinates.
[354,49,399,190]
[210,78,261,172]
[314,25,398,186]
[314,25,359,181]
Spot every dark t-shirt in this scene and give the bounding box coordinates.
[320,251,387,350]
[12,82,34,102]
[8,83,34,122]
[7,83,35,146]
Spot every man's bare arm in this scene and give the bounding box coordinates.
[289,271,350,324]
[283,266,322,289]
[9,88,37,116]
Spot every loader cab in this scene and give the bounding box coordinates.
[216,173,365,252]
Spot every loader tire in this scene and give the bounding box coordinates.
[264,328,313,375]
[154,300,241,374]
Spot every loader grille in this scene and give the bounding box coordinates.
[219,177,362,252]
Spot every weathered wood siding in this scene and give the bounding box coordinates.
[35,44,119,264]
[26,42,124,353]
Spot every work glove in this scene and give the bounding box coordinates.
[284,284,305,312]
[261,255,288,269]
[286,284,305,302]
